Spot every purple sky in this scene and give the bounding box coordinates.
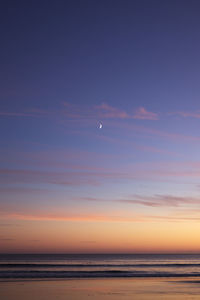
[1,0,200,253]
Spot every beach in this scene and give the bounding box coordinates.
[1,278,200,300]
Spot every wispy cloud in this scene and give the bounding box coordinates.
[0,101,159,122]
[95,103,129,119]
[133,107,159,120]
[2,159,200,188]
[74,194,200,208]
[0,168,134,187]
[118,194,200,207]
[172,111,200,119]
[95,103,159,120]
[0,211,143,223]
[1,211,200,223]
[5,102,200,123]
[63,101,158,121]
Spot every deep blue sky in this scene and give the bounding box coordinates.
[1,0,200,112]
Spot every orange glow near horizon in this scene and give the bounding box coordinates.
[1,217,200,253]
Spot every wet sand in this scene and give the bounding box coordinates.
[1,278,200,300]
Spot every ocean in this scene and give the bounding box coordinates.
[1,253,200,279]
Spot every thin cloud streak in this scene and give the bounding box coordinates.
[64,102,159,121]
[2,162,200,187]
[75,194,200,208]
[95,103,129,119]
[1,211,200,223]
[1,102,158,122]
[118,194,200,207]
[133,107,159,120]
[171,111,200,119]
[0,168,135,186]
[96,103,159,120]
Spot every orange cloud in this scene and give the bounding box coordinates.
[1,211,200,223]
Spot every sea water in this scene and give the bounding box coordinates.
[1,253,200,279]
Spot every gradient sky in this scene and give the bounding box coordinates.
[1,0,200,253]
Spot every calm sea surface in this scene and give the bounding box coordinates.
[1,254,200,279]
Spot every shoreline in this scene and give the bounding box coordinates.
[1,277,200,300]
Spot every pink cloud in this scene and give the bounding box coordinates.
[133,107,159,120]
[95,103,158,120]
[95,103,129,119]
[0,208,149,223]
[1,210,200,223]
[0,102,159,123]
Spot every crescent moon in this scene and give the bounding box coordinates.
[99,123,102,129]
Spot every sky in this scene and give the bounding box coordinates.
[1,0,200,253]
